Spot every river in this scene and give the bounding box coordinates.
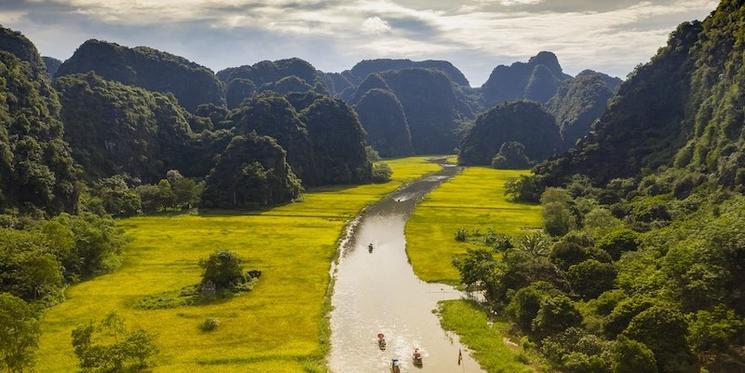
[329,161,484,373]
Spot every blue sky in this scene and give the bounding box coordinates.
[0,0,717,86]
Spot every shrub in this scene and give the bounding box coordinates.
[603,296,656,338]
[567,259,617,300]
[507,284,547,331]
[597,230,640,261]
[371,162,393,183]
[0,229,63,302]
[199,318,220,332]
[687,306,744,354]
[93,176,142,217]
[0,293,40,372]
[505,175,545,203]
[622,306,696,373]
[454,228,467,242]
[136,184,163,213]
[532,294,582,338]
[611,336,656,373]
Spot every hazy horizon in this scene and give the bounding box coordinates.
[0,0,717,86]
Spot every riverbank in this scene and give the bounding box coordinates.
[34,157,441,372]
[438,300,545,372]
[405,166,544,372]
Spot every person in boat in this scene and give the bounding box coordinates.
[413,348,423,366]
[377,332,386,349]
[368,242,374,253]
[391,359,401,373]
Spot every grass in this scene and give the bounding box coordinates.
[438,300,542,372]
[405,167,542,283]
[35,157,441,372]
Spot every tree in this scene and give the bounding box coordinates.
[604,296,656,338]
[532,294,583,338]
[567,259,617,300]
[94,176,142,217]
[584,207,622,236]
[371,162,393,183]
[136,184,163,213]
[623,306,696,373]
[0,293,40,372]
[611,336,657,373]
[453,249,505,303]
[541,188,576,236]
[507,282,553,331]
[0,229,63,302]
[157,179,176,210]
[505,175,545,203]
[200,250,245,291]
[597,230,640,261]
[171,177,203,209]
[71,312,158,371]
[686,306,744,354]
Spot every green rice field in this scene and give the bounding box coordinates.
[406,167,542,283]
[35,157,441,372]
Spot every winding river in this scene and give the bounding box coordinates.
[329,161,484,372]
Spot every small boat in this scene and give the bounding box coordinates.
[413,348,423,367]
[391,358,401,373]
[377,332,386,350]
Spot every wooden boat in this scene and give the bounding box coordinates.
[413,348,423,367]
[391,358,401,373]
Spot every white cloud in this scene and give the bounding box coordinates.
[361,16,392,34]
[0,0,719,85]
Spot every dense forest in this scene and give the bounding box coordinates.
[455,1,745,372]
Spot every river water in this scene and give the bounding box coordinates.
[329,162,484,373]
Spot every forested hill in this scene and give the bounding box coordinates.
[480,51,572,106]
[0,27,78,215]
[538,0,745,190]
[217,58,330,108]
[57,39,225,112]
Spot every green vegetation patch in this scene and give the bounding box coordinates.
[406,167,542,283]
[438,300,541,372]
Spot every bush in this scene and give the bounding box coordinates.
[505,175,545,203]
[199,318,220,332]
[454,228,467,242]
[46,213,128,281]
[567,259,617,300]
[371,162,393,183]
[532,294,582,338]
[604,296,656,338]
[136,184,163,213]
[71,312,159,371]
[93,176,142,217]
[597,230,640,261]
[0,293,40,372]
[687,306,744,354]
[507,284,548,331]
[0,229,63,302]
[622,306,696,372]
[611,336,656,373]
[200,250,245,291]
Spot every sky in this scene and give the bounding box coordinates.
[0,0,718,86]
